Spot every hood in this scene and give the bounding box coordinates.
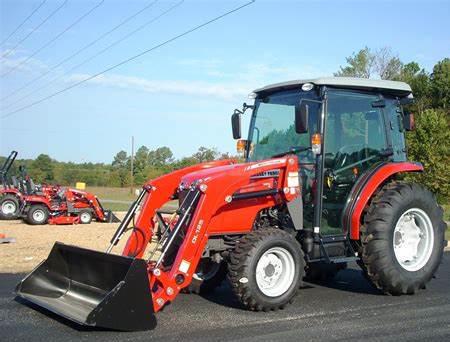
[180,158,288,188]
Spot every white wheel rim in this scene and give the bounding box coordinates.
[1,200,17,215]
[256,247,295,297]
[393,208,434,272]
[32,209,45,222]
[80,212,91,223]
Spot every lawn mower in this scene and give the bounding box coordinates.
[16,77,447,331]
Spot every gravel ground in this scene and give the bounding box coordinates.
[0,213,131,273]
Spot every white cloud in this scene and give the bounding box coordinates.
[0,50,49,75]
[68,73,250,101]
[66,60,332,101]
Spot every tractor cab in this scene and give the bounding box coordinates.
[233,77,414,239]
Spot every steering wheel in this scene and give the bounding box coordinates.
[333,144,368,171]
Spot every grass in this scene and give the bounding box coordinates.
[86,186,138,201]
[85,186,138,212]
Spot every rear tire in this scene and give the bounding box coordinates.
[26,204,49,225]
[360,181,446,295]
[0,194,20,220]
[228,228,305,311]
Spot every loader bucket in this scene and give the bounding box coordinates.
[15,243,157,331]
[104,210,121,223]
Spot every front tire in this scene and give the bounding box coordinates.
[228,228,305,311]
[360,181,446,295]
[0,194,20,220]
[26,204,49,225]
[185,258,227,294]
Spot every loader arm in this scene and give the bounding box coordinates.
[122,159,236,258]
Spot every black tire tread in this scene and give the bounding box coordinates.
[26,204,49,225]
[360,181,446,295]
[228,228,305,311]
[0,194,20,220]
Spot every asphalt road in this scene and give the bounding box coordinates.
[1,253,449,341]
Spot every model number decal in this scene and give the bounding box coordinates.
[191,219,204,244]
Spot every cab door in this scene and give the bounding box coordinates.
[320,90,389,235]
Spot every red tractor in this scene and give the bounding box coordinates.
[16,78,447,331]
[0,151,59,220]
[22,187,120,225]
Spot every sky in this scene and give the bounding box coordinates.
[0,0,449,163]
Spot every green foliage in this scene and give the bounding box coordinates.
[30,154,54,183]
[335,47,374,78]
[0,145,233,189]
[406,109,450,202]
[396,62,432,112]
[334,46,402,80]
[430,58,450,109]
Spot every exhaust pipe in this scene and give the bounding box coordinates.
[16,243,157,331]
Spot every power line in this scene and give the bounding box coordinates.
[1,0,160,102]
[1,0,183,110]
[1,0,105,77]
[0,0,48,48]
[1,0,68,59]
[1,0,255,119]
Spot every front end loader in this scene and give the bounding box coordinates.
[16,78,447,331]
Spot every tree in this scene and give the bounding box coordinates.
[406,109,450,202]
[192,146,218,163]
[335,46,402,80]
[111,150,130,187]
[30,154,54,183]
[134,146,149,171]
[430,58,450,109]
[396,62,432,113]
[335,47,374,78]
[112,150,128,168]
[374,46,402,80]
[148,146,174,167]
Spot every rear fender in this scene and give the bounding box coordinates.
[346,162,423,240]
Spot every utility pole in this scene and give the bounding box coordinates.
[130,135,134,194]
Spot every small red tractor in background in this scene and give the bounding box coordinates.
[0,150,119,225]
[22,187,120,225]
[16,78,447,331]
[0,151,59,220]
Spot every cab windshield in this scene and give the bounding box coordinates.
[247,89,320,163]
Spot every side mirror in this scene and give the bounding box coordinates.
[403,111,415,131]
[295,103,309,134]
[231,112,241,139]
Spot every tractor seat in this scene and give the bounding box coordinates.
[11,176,19,189]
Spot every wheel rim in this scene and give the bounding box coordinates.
[32,209,45,223]
[1,200,17,215]
[393,208,434,272]
[256,247,295,297]
[80,212,91,223]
